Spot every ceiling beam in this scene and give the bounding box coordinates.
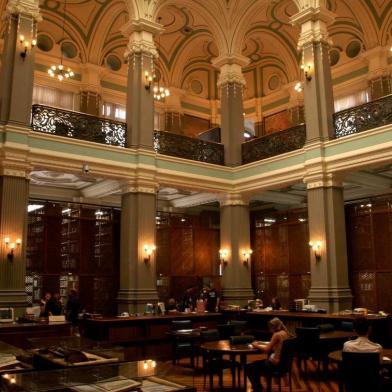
[346,171,391,189]
[252,191,305,205]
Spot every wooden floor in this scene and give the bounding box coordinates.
[165,356,340,392]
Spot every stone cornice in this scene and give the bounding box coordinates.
[121,180,159,195]
[6,0,41,22]
[219,193,249,207]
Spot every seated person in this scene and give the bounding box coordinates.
[271,297,281,310]
[343,317,382,353]
[246,317,290,392]
[166,298,178,311]
[45,292,63,316]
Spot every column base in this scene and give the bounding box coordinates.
[308,287,353,313]
[221,287,254,307]
[117,289,159,314]
[0,290,27,317]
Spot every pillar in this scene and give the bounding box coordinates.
[79,63,103,116]
[212,55,249,166]
[305,175,352,312]
[219,194,253,305]
[291,6,335,141]
[0,0,41,126]
[117,181,159,313]
[122,19,162,148]
[0,166,30,316]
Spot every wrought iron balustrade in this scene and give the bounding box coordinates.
[241,124,306,164]
[334,94,392,138]
[154,130,224,165]
[31,104,126,147]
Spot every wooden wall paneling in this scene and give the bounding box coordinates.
[352,271,377,310]
[276,273,290,307]
[372,207,392,270]
[288,222,310,274]
[193,227,218,276]
[170,227,194,276]
[45,204,62,273]
[41,275,60,296]
[253,229,265,278]
[376,272,392,312]
[263,275,277,307]
[80,209,96,274]
[264,225,289,274]
[170,276,201,304]
[156,227,171,276]
[79,275,95,313]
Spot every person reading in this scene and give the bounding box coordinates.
[343,317,382,353]
[246,317,290,392]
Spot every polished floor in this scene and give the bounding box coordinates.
[167,355,340,391]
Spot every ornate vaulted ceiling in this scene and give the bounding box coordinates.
[1,0,391,100]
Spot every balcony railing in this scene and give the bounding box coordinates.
[31,104,127,147]
[154,130,224,165]
[334,94,392,138]
[241,124,306,164]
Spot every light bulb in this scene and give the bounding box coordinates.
[58,74,64,81]
[153,86,158,93]
[165,89,170,96]
[51,65,56,70]
[58,64,63,70]
[69,71,74,77]
[32,39,37,47]
[19,35,24,42]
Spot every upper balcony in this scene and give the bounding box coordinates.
[31,94,392,167]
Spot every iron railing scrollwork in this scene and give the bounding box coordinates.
[154,130,224,165]
[31,104,126,147]
[334,94,392,138]
[241,124,306,164]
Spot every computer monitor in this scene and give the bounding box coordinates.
[0,308,14,323]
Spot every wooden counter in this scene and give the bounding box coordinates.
[80,312,222,360]
[0,321,71,349]
[247,311,391,347]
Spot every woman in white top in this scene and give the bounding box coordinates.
[246,317,290,392]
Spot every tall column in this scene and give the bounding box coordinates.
[212,55,249,166]
[291,6,335,141]
[122,19,162,148]
[0,0,41,126]
[0,165,30,316]
[79,64,103,116]
[219,193,253,305]
[305,174,352,312]
[117,181,159,313]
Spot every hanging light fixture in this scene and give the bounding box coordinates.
[153,17,170,101]
[48,0,74,81]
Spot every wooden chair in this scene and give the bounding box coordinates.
[296,327,324,376]
[341,351,380,392]
[171,320,194,365]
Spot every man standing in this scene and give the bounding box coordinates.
[205,282,220,312]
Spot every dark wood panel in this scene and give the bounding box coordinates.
[373,210,392,270]
[156,227,171,276]
[288,223,309,273]
[376,272,392,312]
[193,228,219,276]
[170,227,194,276]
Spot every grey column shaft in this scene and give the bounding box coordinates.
[220,204,253,305]
[117,192,158,313]
[303,42,335,141]
[307,186,352,312]
[126,54,155,148]
[220,82,244,166]
[0,176,29,314]
[0,14,35,126]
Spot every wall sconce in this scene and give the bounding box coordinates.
[143,244,156,262]
[19,35,36,60]
[4,237,21,261]
[301,63,312,81]
[242,249,253,266]
[144,71,153,90]
[309,241,321,261]
[219,249,229,265]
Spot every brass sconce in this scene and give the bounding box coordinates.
[242,249,253,266]
[219,249,229,265]
[19,35,36,60]
[301,63,312,81]
[309,241,322,261]
[144,71,153,90]
[4,237,21,261]
[143,244,156,262]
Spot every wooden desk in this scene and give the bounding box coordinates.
[80,312,222,361]
[0,321,71,349]
[200,340,261,391]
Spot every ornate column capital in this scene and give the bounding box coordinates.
[219,192,249,207]
[212,54,250,87]
[121,18,162,59]
[291,6,335,49]
[0,161,32,179]
[304,173,344,190]
[6,0,41,21]
[120,180,158,195]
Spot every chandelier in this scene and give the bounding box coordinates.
[48,0,74,81]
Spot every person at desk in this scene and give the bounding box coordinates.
[45,292,63,316]
[271,297,281,310]
[40,292,51,317]
[166,298,178,311]
[205,282,220,312]
[246,317,290,392]
[343,317,382,353]
[181,287,195,312]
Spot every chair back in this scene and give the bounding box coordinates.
[217,323,235,339]
[230,335,254,345]
[342,351,380,391]
[200,329,220,342]
[172,320,192,331]
[276,337,297,374]
[295,327,320,355]
[228,320,248,335]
